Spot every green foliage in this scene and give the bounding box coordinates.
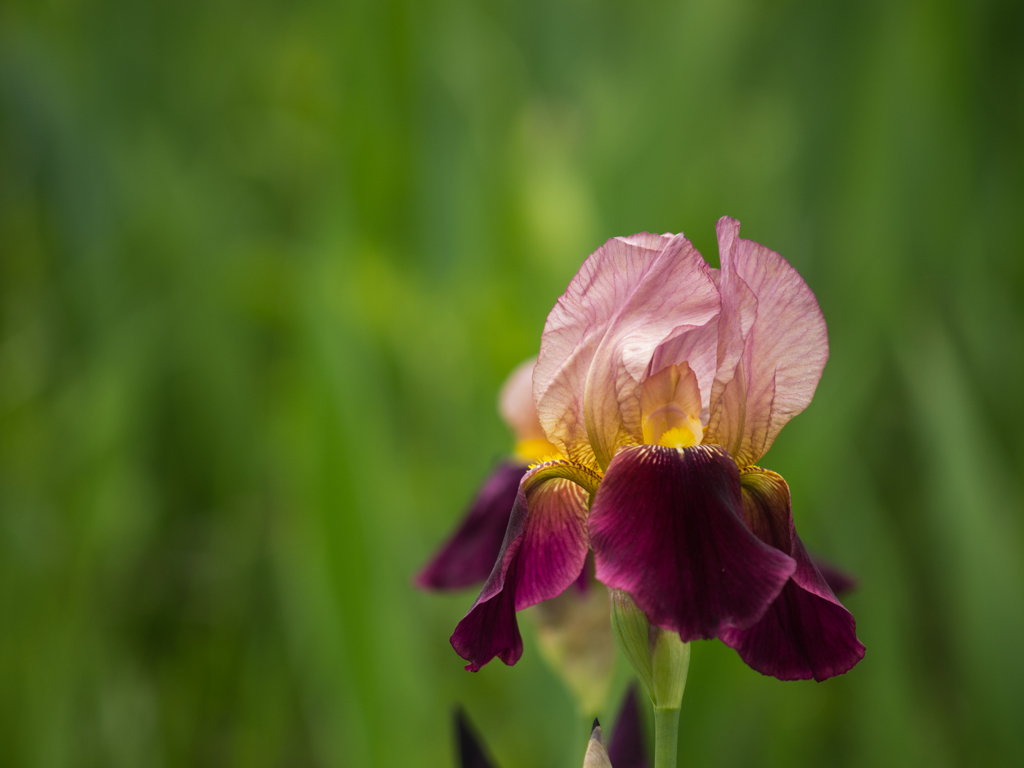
[1,0,1022,765]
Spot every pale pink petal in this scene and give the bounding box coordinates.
[535,233,720,471]
[498,357,548,444]
[706,217,828,466]
[647,314,720,423]
[702,265,758,456]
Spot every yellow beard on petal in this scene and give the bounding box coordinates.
[656,425,700,450]
[640,362,704,448]
[514,437,562,464]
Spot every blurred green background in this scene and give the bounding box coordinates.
[2,0,1023,765]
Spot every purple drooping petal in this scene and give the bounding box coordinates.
[608,685,649,768]
[720,468,865,681]
[415,461,527,591]
[707,217,829,467]
[810,554,858,595]
[451,460,594,671]
[589,444,796,641]
[535,233,720,470]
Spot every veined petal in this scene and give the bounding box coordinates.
[450,460,598,671]
[535,233,720,471]
[706,217,828,467]
[721,468,865,681]
[703,252,758,454]
[589,444,796,641]
[415,461,527,591]
[647,269,726,424]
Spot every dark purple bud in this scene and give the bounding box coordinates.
[608,685,649,768]
[455,708,498,768]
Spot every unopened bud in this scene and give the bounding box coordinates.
[650,624,690,711]
[609,590,654,699]
[609,590,690,710]
[582,720,613,768]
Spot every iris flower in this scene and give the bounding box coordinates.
[451,217,864,681]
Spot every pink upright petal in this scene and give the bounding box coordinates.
[535,234,720,470]
[450,460,595,671]
[499,357,548,445]
[415,461,527,591]
[707,217,828,467]
[589,444,796,641]
[645,268,726,424]
[646,318,720,424]
[720,469,865,681]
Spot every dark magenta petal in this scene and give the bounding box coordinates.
[450,461,591,671]
[809,554,858,595]
[608,685,649,768]
[720,469,865,681]
[455,709,497,768]
[590,444,796,641]
[415,461,527,591]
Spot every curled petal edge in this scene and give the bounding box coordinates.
[721,468,865,681]
[707,217,829,467]
[450,459,600,671]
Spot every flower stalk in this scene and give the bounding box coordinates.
[610,589,691,767]
[654,707,681,768]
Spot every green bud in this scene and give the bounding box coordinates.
[608,590,690,710]
[609,589,655,700]
[650,625,690,710]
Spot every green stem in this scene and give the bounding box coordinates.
[653,706,680,768]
